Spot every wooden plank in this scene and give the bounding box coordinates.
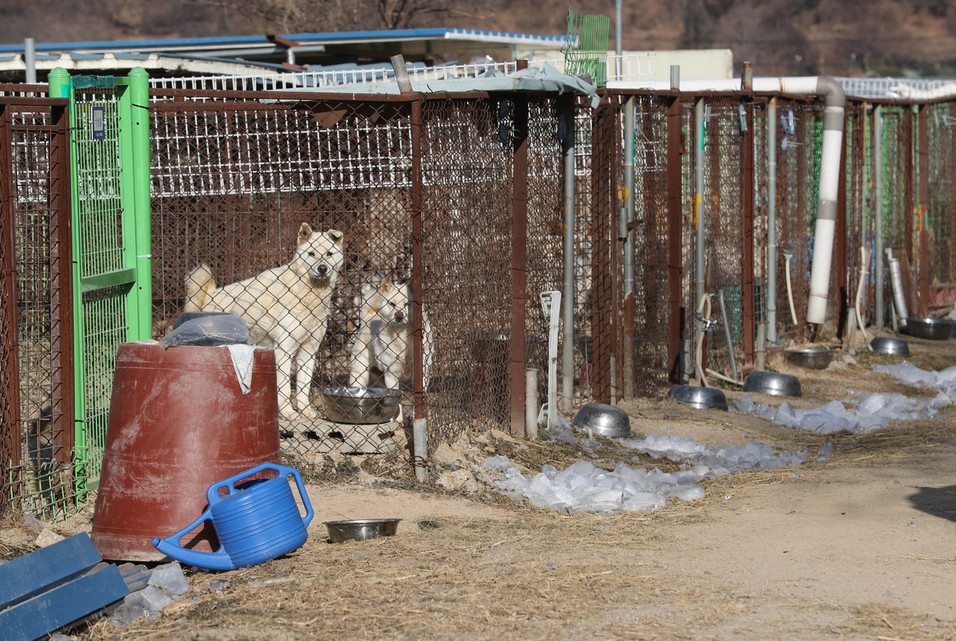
[0,564,128,641]
[0,532,103,607]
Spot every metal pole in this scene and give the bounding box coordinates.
[561,98,575,412]
[622,96,635,398]
[510,95,529,436]
[24,38,36,84]
[525,369,539,439]
[614,0,623,81]
[873,105,884,329]
[390,54,413,94]
[126,68,152,340]
[767,98,778,343]
[694,99,706,369]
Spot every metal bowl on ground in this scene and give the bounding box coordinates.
[321,386,402,424]
[870,336,910,356]
[784,347,834,370]
[667,384,728,411]
[743,371,802,397]
[324,519,401,543]
[571,402,632,438]
[903,317,955,340]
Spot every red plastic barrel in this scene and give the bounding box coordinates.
[91,342,281,562]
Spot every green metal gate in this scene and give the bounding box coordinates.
[48,68,151,489]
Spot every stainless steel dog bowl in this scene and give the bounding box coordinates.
[903,317,955,340]
[321,386,402,424]
[667,384,728,411]
[571,403,632,438]
[324,518,401,543]
[870,336,910,356]
[743,371,802,397]
[784,347,834,370]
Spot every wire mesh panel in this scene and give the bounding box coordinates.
[419,98,515,441]
[774,99,824,341]
[878,106,916,322]
[151,94,418,456]
[572,98,595,400]
[927,102,955,286]
[842,103,870,334]
[630,95,672,397]
[563,9,610,87]
[0,100,75,520]
[524,98,566,407]
[700,98,747,376]
[69,84,129,483]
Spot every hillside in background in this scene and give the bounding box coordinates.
[1,0,954,77]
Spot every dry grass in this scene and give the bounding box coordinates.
[37,335,956,639]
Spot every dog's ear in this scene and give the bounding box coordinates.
[298,222,314,244]
[327,229,344,246]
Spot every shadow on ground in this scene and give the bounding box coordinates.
[908,484,956,522]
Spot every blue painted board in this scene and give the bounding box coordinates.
[0,532,103,607]
[0,563,129,641]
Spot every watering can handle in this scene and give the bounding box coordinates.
[205,461,315,529]
[150,511,235,571]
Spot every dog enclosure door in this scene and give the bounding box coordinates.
[0,98,74,518]
[48,69,152,489]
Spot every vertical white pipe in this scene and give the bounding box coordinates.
[614,0,623,81]
[873,105,885,329]
[767,98,778,343]
[390,54,413,94]
[24,38,36,84]
[525,369,539,439]
[806,78,845,325]
[413,419,427,482]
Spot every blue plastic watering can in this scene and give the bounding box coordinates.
[151,462,314,570]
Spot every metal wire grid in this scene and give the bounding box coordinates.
[774,100,823,340]
[699,97,747,376]
[524,98,565,405]
[150,104,412,198]
[71,87,129,482]
[927,102,955,285]
[878,106,917,321]
[630,96,672,397]
[420,98,515,441]
[572,99,595,399]
[843,103,870,330]
[0,104,19,515]
[150,96,415,454]
[1,103,76,519]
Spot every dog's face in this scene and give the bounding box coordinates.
[370,280,410,326]
[295,224,344,286]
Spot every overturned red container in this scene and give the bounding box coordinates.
[91,341,281,562]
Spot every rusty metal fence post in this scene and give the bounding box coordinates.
[510,95,529,436]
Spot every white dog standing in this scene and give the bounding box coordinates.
[349,279,433,393]
[185,223,345,420]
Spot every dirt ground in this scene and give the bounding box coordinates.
[6,330,956,640]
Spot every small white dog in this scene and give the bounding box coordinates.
[184,223,345,420]
[349,279,434,393]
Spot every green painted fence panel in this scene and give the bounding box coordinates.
[48,68,151,491]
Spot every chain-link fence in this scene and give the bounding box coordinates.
[0,94,76,520]
[6,78,956,519]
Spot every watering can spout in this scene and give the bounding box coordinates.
[151,530,236,571]
[151,506,236,570]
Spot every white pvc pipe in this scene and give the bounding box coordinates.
[610,75,845,326]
